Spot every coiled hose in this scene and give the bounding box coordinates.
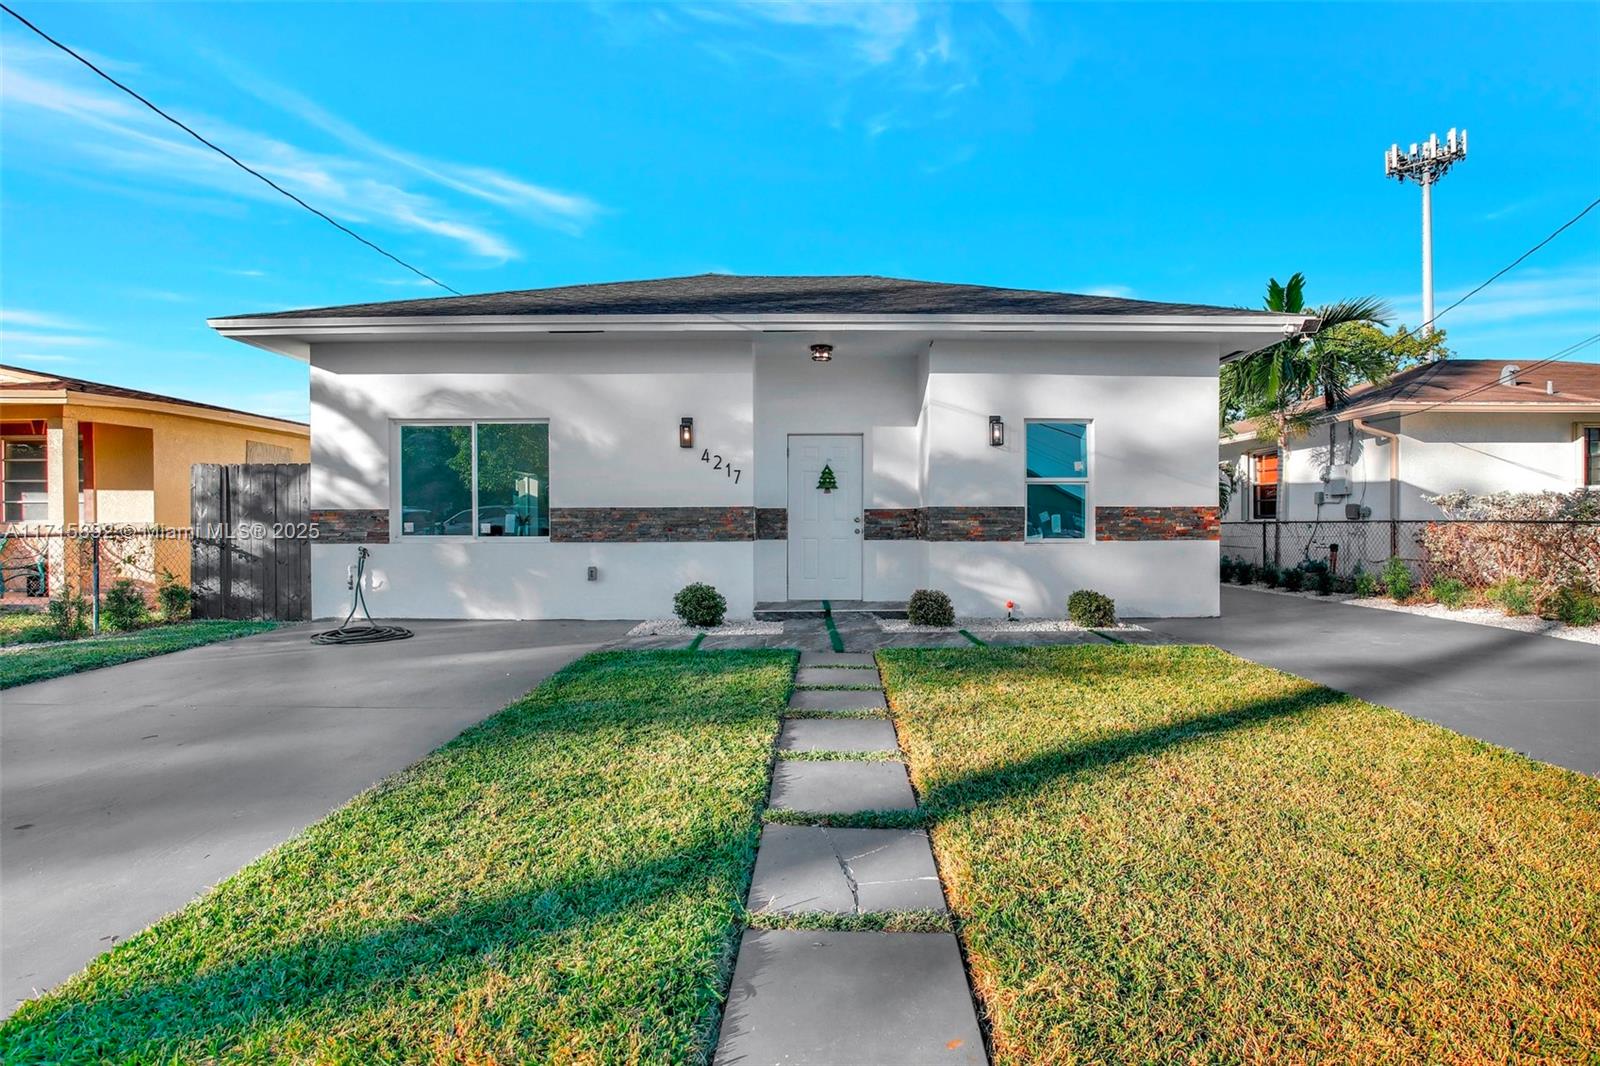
[311,547,413,645]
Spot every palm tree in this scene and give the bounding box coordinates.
[1220,273,1391,519]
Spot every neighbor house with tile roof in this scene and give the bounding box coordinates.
[1220,358,1600,524]
[210,273,1317,619]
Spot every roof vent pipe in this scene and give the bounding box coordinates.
[1498,364,1521,386]
[1547,380,1555,395]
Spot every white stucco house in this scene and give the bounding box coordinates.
[210,274,1315,620]
[1221,359,1600,524]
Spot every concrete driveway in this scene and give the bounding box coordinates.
[1146,587,1599,776]
[1,618,631,1016]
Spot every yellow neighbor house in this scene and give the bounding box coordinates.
[1,364,308,596]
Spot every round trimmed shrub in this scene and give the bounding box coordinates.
[1280,566,1305,592]
[1259,563,1282,589]
[906,589,955,627]
[1067,589,1116,628]
[672,582,726,628]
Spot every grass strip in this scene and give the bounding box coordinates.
[0,649,796,1063]
[793,682,883,691]
[775,749,900,763]
[687,632,706,651]
[957,628,986,646]
[0,620,278,688]
[746,910,950,934]
[821,600,845,652]
[878,645,1600,1064]
[763,807,927,830]
[781,708,889,720]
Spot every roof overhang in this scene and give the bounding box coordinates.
[208,312,1321,364]
[1218,398,1600,446]
[0,386,308,434]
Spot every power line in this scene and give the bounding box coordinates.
[1421,196,1600,331]
[0,2,461,296]
[1401,332,1600,418]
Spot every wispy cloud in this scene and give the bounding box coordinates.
[1083,284,1136,299]
[0,38,603,264]
[0,330,99,347]
[0,309,88,330]
[1386,267,1600,331]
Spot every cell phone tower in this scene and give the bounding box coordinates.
[1385,129,1468,333]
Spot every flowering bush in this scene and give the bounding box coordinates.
[1421,490,1600,597]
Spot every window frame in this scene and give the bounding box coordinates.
[1250,450,1280,521]
[1023,418,1093,544]
[2,434,49,525]
[393,418,551,542]
[1583,425,1600,488]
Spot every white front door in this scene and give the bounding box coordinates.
[787,434,863,601]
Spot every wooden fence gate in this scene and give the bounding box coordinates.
[191,463,311,621]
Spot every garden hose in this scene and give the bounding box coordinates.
[311,547,414,645]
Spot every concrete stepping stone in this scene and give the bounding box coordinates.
[796,666,884,688]
[748,824,946,914]
[769,760,916,814]
[788,688,888,713]
[799,651,876,669]
[778,718,897,753]
[714,929,985,1066]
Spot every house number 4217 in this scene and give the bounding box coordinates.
[700,449,742,484]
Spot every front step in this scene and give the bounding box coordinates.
[754,600,909,620]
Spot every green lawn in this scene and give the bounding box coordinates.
[0,649,794,1063]
[878,645,1600,1064]
[0,620,280,688]
[0,611,59,646]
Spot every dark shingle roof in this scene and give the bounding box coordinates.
[220,274,1275,321]
[1338,359,1600,413]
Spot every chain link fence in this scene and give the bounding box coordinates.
[0,527,196,632]
[1222,520,1600,588]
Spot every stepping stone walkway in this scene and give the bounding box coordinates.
[714,651,987,1065]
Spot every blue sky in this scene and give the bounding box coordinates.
[2,2,1597,421]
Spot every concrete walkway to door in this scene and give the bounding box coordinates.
[1,618,632,1016]
[1144,587,1599,776]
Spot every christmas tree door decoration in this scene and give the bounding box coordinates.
[816,463,838,493]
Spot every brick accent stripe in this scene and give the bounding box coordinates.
[863,508,924,540]
[310,508,389,544]
[1095,506,1220,541]
[756,507,788,540]
[923,506,1025,542]
[550,506,755,542]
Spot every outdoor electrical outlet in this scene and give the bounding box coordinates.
[587,566,599,582]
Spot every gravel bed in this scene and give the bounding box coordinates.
[877,617,1148,634]
[625,618,784,637]
[1345,597,1600,645]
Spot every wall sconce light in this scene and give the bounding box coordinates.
[679,416,694,448]
[989,415,1005,447]
[810,343,834,363]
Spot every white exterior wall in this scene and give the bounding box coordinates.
[308,333,1226,620]
[309,339,755,619]
[923,341,1221,618]
[1222,411,1595,523]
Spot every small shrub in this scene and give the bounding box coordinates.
[1280,566,1305,592]
[1429,577,1470,609]
[1553,586,1600,627]
[1068,589,1117,628]
[1259,564,1282,589]
[1219,556,1235,583]
[1232,561,1256,586]
[1486,577,1537,617]
[157,571,193,622]
[1352,567,1378,597]
[102,579,149,631]
[672,582,726,628]
[1311,565,1335,597]
[46,588,91,640]
[1379,557,1414,601]
[907,589,956,627]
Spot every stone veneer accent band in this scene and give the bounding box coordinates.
[862,508,924,540]
[310,508,390,544]
[756,508,788,541]
[1095,506,1220,541]
[550,506,755,542]
[922,506,1026,542]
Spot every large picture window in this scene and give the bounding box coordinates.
[1025,420,1089,541]
[398,421,549,538]
[1251,452,1279,520]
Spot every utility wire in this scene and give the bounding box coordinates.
[1398,332,1600,418]
[0,2,462,296]
[1421,196,1600,331]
